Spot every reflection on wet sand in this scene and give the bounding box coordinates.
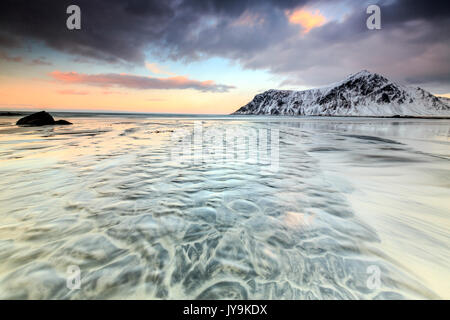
[0,116,448,299]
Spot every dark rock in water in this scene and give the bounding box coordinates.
[53,119,72,125]
[16,111,54,126]
[16,111,72,126]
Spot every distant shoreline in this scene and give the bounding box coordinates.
[230,114,450,119]
[1,111,449,120]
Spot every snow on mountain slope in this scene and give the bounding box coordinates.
[439,96,450,105]
[233,70,450,117]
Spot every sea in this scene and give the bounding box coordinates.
[0,113,449,299]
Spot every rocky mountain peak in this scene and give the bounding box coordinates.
[233,71,450,117]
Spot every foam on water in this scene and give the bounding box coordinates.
[0,115,449,299]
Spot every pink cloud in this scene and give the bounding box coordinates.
[145,62,176,76]
[49,71,234,93]
[57,89,90,95]
[101,90,122,95]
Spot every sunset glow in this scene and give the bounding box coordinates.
[286,8,327,34]
[0,1,447,114]
[0,74,248,114]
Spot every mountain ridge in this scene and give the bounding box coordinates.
[233,70,450,117]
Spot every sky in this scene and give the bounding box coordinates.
[0,0,449,114]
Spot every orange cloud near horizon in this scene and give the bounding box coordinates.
[286,8,326,34]
[57,89,90,95]
[49,71,234,93]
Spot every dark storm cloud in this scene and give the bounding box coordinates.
[0,32,22,48]
[382,0,450,23]
[224,0,450,92]
[0,0,449,91]
[0,0,175,63]
[0,0,309,63]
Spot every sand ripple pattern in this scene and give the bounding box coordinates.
[0,116,448,299]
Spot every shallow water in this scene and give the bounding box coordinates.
[0,115,449,299]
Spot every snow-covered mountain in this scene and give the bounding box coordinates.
[233,70,450,117]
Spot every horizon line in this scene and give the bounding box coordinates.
[0,108,230,116]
